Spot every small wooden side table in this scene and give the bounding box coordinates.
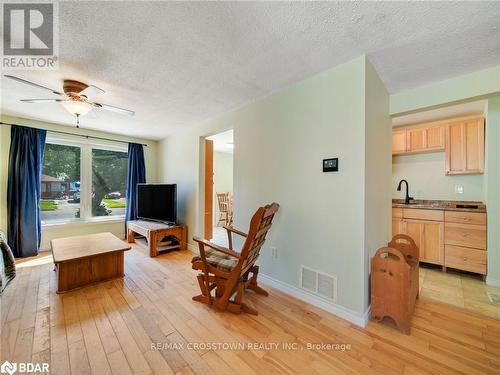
[127,220,187,257]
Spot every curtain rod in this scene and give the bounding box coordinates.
[0,121,148,147]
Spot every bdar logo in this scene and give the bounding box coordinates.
[0,361,17,375]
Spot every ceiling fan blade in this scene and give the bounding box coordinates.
[20,99,63,103]
[4,74,63,95]
[80,85,105,98]
[93,102,135,116]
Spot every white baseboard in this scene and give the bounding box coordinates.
[187,243,198,253]
[486,276,500,288]
[259,273,370,327]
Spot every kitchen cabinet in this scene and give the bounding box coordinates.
[405,128,425,152]
[391,206,486,274]
[392,124,445,155]
[425,125,446,150]
[406,125,445,153]
[392,129,407,154]
[398,219,444,265]
[445,245,486,275]
[392,217,404,237]
[445,118,484,175]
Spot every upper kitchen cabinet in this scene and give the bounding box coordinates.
[445,117,485,175]
[406,125,445,153]
[392,123,445,155]
[392,129,407,154]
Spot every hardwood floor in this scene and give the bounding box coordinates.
[2,245,500,374]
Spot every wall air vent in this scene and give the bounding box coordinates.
[300,265,337,302]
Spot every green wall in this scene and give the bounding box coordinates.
[158,56,391,324]
[486,96,500,285]
[393,152,485,201]
[390,65,500,116]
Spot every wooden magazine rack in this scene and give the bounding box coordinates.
[371,234,419,334]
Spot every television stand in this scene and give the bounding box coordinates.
[127,220,187,257]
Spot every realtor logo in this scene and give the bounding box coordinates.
[3,3,53,55]
[0,361,17,375]
[2,2,58,69]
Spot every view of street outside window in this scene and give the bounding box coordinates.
[40,143,128,223]
[91,148,128,217]
[40,143,81,223]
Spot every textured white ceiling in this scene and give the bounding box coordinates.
[1,2,499,139]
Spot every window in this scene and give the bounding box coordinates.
[41,144,81,223]
[41,136,128,224]
[92,149,128,217]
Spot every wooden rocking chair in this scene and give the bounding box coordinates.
[191,202,279,315]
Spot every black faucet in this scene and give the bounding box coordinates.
[397,179,413,205]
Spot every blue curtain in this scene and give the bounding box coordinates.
[7,125,46,258]
[125,143,146,226]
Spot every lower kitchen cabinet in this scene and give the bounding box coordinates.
[400,219,444,265]
[445,245,486,275]
[391,207,486,274]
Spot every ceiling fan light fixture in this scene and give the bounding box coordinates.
[61,99,92,116]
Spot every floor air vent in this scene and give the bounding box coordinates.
[300,266,337,302]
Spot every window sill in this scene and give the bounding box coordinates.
[42,216,125,229]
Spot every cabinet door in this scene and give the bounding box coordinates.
[446,118,484,175]
[425,125,445,150]
[464,118,484,173]
[392,217,403,237]
[406,128,425,152]
[392,129,407,155]
[422,220,444,265]
[402,219,443,265]
[446,122,465,174]
[403,220,424,260]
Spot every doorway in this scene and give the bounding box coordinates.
[204,130,234,246]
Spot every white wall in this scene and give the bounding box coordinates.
[158,56,391,323]
[392,153,485,201]
[0,115,158,248]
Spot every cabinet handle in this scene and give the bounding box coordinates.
[463,257,468,261]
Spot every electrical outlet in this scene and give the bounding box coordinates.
[455,185,464,194]
[270,246,278,259]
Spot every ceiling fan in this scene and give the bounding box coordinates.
[4,74,135,128]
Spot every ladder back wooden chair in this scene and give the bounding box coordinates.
[216,192,233,226]
[191,202,279,315]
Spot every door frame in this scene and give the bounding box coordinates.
[203,139,214,240]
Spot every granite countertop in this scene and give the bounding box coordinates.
[392,199,486,213]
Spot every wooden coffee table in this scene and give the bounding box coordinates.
[51,232,131,293]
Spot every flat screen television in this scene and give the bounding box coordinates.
[136,183,177,224]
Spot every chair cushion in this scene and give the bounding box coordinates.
[191,248,237,272]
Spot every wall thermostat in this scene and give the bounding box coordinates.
[323,158,338,172]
